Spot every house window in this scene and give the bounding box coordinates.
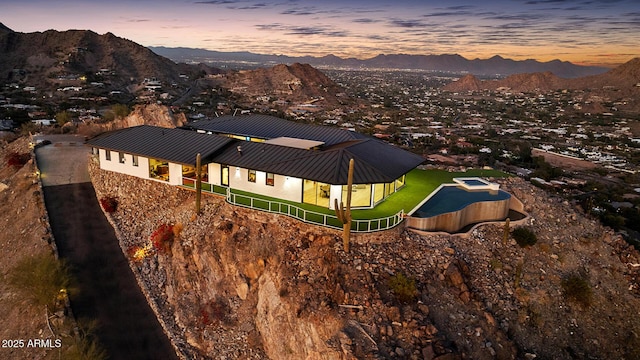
[182,164,208,182]
[221,165,229,186]
[105,150,111,161]
[342,184,372,208]
[248,169,256,183]
[373,183,385,204]
[132,155,139,167]
[119,152,125,164]
[303,180,330,208]
[149,158,169,182]
[266,172,274,186]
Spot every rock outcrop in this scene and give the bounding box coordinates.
[79,104,186,137]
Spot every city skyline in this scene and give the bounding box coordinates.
[2,0,639,67]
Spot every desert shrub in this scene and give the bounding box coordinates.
[8,253,72,308]
[64,318,108,360]
[5,152,30,168]
[489,258,503,271]
[99,196,118,213]
[513,227,538,247]
[151,224,174,253]
[388,272,417,303]
[561,273,592,307]
[126,245,152,262]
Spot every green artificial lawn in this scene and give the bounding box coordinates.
[229,168,511,221]
[352,167,509,219]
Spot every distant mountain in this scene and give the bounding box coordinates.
[150,46,609,78]
[444,58,640,91]
[444,71,567,93]
[217,62,353,109]
[0,24,219,94]
[443,57,640,113]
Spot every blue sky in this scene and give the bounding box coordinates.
[2,0,639,66]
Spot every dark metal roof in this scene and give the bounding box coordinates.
[215,138,424,185]
[186,114,368,146]
[86,125,234,165]
[87,121,424,184]
[335,139,425,182]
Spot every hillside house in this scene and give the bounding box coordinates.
[87,115,424,210]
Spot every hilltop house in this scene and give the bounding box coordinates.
[87,115,424,210]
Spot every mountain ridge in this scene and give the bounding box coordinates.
[150,46,609,78]
[442,57,640,113]
[0,23,216,96]
[443,57,640,91]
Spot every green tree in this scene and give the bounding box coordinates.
[55,111,72,126]
[111,104,130,118]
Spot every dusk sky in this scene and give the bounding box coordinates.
[2,0,639,66]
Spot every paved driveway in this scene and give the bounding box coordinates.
[33,135,90,186]
[35,135,178,360]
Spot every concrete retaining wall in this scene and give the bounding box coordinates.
[406,197,511,233]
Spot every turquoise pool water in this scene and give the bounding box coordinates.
[456,178,488,187]
[413,185,511,218]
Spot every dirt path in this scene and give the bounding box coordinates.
[36,136,178,360]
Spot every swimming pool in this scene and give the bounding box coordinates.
[412,185,511,218]
[406,180,513,233]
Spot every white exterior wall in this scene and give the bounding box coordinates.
[230,167,302,203]
[329,185,342,210]
[272,174,303,203]
[97,149,181,185]
[98,149,150,179]
[168,163,183,186]
[208,163,222,185]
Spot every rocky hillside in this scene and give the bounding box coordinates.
[443,58,640,113]
[0,23,350,114]
[218,63,352,110]
[89,160,640,359]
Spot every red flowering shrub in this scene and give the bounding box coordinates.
[199,297,232,327]
[151,224,174,254]
[6,152,30,168]
[99,196,118,213]
[199,308,211,326]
